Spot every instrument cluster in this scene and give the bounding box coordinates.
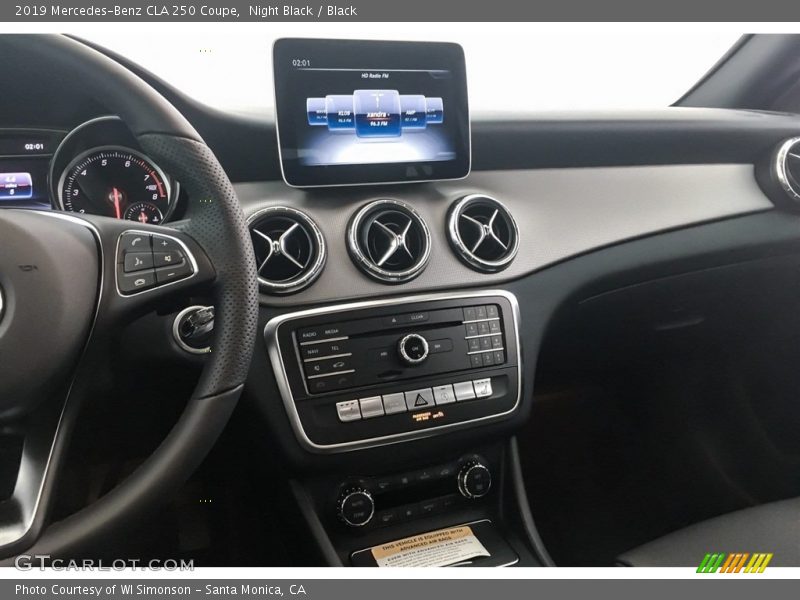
[0,116,181,223]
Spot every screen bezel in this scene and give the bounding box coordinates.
[273,38,471,188]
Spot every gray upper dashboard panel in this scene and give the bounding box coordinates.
[235,164,773,307]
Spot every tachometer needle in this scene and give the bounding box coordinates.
[111,187,122,219]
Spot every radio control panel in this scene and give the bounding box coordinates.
[265,291,521,452]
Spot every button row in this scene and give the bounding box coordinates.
[336,378,493,423]
[463,304,500,322]
[375,494,461,527]
[469,350,505,368]
[465,319,502,337]
[373,463,458,493]
[308,371,353,394]
[117,232,194,294]
[467,334,504,353]
[383,311,429,327]
[298,326,346,344]
[300,338,351,360]
[304,355,354,378]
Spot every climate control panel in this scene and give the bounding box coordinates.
[334,455,493,529]
[265,291,521,452]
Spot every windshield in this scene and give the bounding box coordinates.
[79,25,740,117]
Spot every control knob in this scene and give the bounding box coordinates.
[173,305,214,354]
[457,460,492,499]
[397,333,429,366]
[336,487,375,527]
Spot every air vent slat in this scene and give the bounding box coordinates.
[448,195,519,273]
[247,207,325,295]
[348,199,431,284]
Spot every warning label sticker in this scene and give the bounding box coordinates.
[370,525,490,568]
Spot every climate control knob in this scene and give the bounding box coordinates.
[336,488,375,527]
[457,461,492,499]
[397,333,429,365]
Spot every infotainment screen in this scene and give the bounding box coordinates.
[273,38,470,187]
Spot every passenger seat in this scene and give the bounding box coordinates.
[617,497,800,567]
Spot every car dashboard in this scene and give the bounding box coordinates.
[3,35,800,567]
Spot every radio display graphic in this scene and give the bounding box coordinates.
[273,39,470,187]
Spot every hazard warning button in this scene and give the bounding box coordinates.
[404,388,434,411]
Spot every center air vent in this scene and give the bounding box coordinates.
[248,206,326,294]
[448,195,519,273]
[347,199,431,284]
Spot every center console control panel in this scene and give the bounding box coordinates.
[335,454,493,529]
[265,291,521,452]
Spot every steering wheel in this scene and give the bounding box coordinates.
[0,35,258,558]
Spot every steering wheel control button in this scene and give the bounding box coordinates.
[123,252,154,273]
[337,488,375,527]
[336,400,361,422]
[119,232,151,254]
[453,381,476,402]
[151,235,182,253]
[359,396,385,419]
[397,333,429,365]
[153,250,184,267]
[433,384,457,405]
[155,260,193,284]
[404,387,434,411]
[458,461,492,499]
[382,392,407,415]
[118,270,156,293]
[473,378,493,398]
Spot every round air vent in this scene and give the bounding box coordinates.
[448,194,519,272]
[247,206,325,294]
[773,137,800,203]
[347,199,431,284]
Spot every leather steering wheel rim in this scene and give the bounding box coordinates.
[1,34,258,558]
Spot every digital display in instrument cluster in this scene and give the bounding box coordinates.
[273,38,470,187]
[0,159,50,208]
[0,129,62,209]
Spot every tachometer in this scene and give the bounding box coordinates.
[57,146,173,223]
